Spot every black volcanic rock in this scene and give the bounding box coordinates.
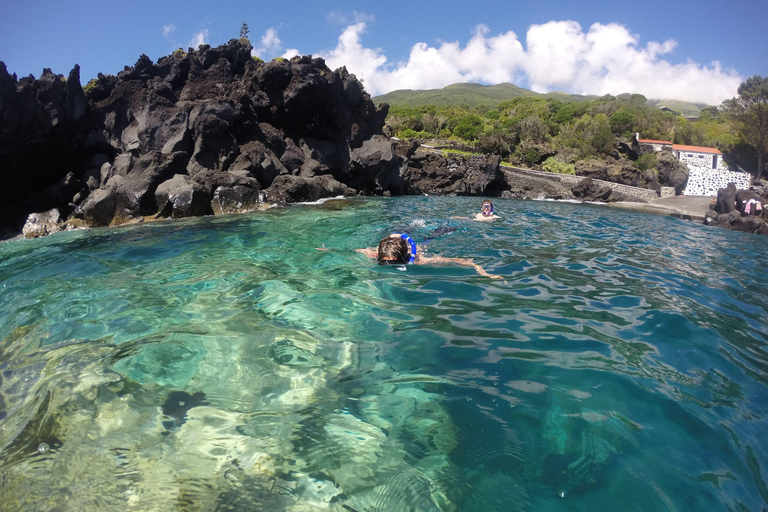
[403,148,505,196]
[0,39,395,237]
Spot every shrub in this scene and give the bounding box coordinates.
[542,157,576,174]
[524,147,541,166]
[83,79,98,93]
[609,107,636,135]
[478,130,512,158]
[452,115,484,141]
[636,153,658,171]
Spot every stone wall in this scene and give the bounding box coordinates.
[684,167,751,196]
[501,166,660,202]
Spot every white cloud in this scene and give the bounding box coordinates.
[190,29,209,49]
[253,28,291,59]
[323,22,388,83]
[162,24,176,38]
[318,20,742,105]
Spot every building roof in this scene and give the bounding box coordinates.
[673,144,722,155]
[638,139,673,145]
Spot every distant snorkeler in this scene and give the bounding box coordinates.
[355,233,504,280]
[452,199,499,222]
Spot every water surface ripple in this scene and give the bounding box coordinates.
[0,196,767,511]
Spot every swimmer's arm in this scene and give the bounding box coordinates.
[449,216,470,220]
[316,247,377,259]
[418,255,505,280]
[355,247,378,259]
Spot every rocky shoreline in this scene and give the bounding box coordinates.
[2,39,768,240]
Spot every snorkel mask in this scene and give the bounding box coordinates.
[481,203,494,216]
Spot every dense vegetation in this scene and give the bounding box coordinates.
[379,88,762,177]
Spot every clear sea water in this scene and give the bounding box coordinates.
[1,196,767,512]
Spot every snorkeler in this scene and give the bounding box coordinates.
[356,233,504,280]
[451,199,499,222]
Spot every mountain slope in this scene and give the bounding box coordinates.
[373,83,597,108]
[373,83,706,117]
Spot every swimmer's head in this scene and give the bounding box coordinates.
[481,199,494,216]
[377,236,410,265]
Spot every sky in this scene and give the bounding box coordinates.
[1,0,766,106]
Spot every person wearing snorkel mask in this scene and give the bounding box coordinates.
[451,199,499,222]
[355,233,503,280]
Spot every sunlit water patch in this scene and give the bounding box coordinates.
[0,196,767,511]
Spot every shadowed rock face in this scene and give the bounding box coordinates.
[0,40,394,237]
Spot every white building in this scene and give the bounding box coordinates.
[673,144,750,196]
[637,136,751,196]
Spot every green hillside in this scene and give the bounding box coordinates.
[647,99,707,118]
[373,83,597,108]
[373,83,706,117]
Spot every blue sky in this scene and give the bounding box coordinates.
[1,0,766,105]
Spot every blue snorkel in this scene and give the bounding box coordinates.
[394,233,417,263]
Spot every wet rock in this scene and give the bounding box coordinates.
[715,183,737,214]
[80,180,119,227]
[155,174,209,218]
[22,208,62,238]
[265,174,356,203]
[211,185,263,215]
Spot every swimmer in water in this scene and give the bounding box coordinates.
[452,199,499,222]
[355,233,504,280]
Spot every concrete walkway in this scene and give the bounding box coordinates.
[606,195,714,221]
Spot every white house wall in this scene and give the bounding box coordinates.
[681,150,751,195]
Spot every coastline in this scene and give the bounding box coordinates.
[603,195,714,222]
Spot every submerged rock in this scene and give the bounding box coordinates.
[161,390,208,429]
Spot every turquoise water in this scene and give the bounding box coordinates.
[1,196,767,511]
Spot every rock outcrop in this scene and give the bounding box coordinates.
[703,181,768,235]
[0,41,670,239]
[575,158,660,193]
[0,40,395,238]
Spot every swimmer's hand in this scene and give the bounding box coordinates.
[356,248,378,259]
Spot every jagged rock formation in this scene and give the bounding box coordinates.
[0,40,667,239]
[0,40,395,238]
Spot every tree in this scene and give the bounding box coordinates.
[239,22,250,40]
[724,75,768,178]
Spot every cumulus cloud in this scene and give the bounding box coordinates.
[319,20,741,104]
[190,29,209,49]
[252,27,297,59]
[162,24,176,37]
